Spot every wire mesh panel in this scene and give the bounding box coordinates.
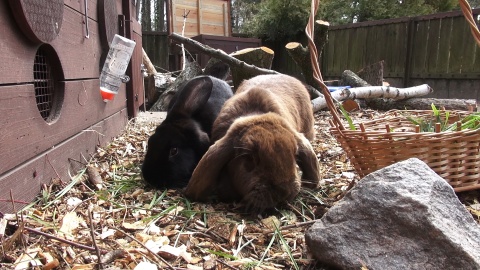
[33,45,64,123]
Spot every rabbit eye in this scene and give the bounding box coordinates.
[169,147,178,157]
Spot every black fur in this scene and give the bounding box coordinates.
[142,76,233,189]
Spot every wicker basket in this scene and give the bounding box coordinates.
[329,110,480,192]
[306,0,480,192]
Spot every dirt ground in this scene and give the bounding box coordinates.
[1,109,479,270]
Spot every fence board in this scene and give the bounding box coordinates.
[352,28,367,73]
[425,19,441,76]
[143,33,170,71]
[411,20,429,78]
[459,17,478,75]
[448,17,467,75]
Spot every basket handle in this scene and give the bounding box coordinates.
[306,0,345,131]
[459,0,480,47]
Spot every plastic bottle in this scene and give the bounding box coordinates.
[99,34,136,102]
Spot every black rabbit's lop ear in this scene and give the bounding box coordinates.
[296,134,321,189]
[170,76,214,116]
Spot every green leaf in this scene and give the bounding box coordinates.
[339,105,356,130]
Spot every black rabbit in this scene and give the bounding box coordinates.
[142,75,233,189]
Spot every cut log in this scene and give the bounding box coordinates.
[311,84,433,111]
[285,42,321,99]
[149,59,203,111]
[340,70,370,87]
[203,57,230,80]
[365,98,478,111]
[230,47,274,89]
[356,60,384,86]
[285,20,329,99]
[144,74,158,110]
[313,20,330,56]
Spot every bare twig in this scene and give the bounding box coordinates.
[0,199,30,204]
[180,9,190,70]
[279,220,317,231]
[287,202,313,221]
[45,154,64,184]
[22,226,107,254]
[88,210,103,269]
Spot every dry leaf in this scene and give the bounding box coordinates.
[39,252,59,270]
[71,264,96,270]
[261,216,280,230]
[122,221,147,230]
[14,248,42,270]
[186,264,203,270]
[133,261,158,270]
[0,217,7,238]
[59,212,81,240]
[100,228,116,239]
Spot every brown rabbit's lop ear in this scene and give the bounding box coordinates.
[296,134,321,189]
[184,135,234,200]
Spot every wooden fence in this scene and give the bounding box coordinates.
[143,31,170,71]
[320,8,480,99]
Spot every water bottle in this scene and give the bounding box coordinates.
[99,34,136,102]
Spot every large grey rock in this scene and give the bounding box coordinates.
[305,158,480,270]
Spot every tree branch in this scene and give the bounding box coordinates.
[169,33,278,79]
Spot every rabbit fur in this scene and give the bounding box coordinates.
[142,75,233,189]
[184,74,321,213]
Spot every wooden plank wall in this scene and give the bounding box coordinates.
[0,0,142,213]
[124,0,144,117]
[320,9,480,99]
[170,0,231,37]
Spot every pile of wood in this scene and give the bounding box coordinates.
[143,20,477,112]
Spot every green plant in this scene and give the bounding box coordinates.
[404,103,480,132]
[445,112,480,131]
[339,104,356,130]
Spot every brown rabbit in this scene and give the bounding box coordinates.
[184,74,320,213]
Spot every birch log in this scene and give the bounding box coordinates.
[312,84,433,111]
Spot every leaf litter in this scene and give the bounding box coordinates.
[1,110,479,270]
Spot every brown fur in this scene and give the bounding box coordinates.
[184,74,320,213]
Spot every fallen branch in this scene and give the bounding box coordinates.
[169,33,278,78]
[312,84,433,111]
